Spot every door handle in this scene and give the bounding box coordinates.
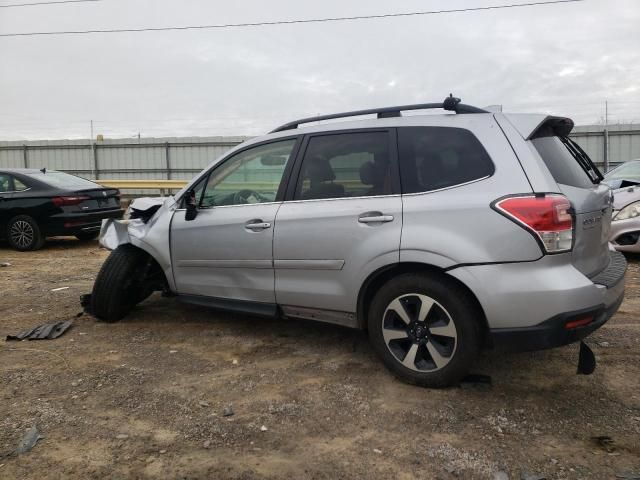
[358,213,394,224]
[245,220,271,230]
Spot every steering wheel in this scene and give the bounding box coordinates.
[232,189,266,205]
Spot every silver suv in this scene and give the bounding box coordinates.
[91,96,626,387]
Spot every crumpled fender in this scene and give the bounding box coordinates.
[99,196,177,291]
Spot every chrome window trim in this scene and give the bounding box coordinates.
[401,175,492,197]
[175,200,282,211]
[282,193,401,205]
[0,187,32,194]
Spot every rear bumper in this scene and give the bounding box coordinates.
[448,250,627,352]
[490,292,624,351]
[43,208,124,236]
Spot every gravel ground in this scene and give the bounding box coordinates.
[1,239,639,479]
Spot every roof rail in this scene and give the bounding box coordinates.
[270,95,488,133]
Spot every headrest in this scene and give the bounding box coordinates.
[360,160,386,186]
[359,161,377,185]
[306,156,335,182]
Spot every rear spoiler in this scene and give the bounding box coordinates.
[502,114,574,140]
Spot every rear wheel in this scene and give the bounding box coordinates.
[7,215,45,251]
[76,231,99,241]
[368,272,481,388]
[91,245,155,322]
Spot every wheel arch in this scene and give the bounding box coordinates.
[116,241,172,293]
[356,262,490,340]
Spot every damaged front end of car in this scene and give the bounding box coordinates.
[93,196,178,305]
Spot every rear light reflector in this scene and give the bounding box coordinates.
[52,195,91,207]
[494,194,573,253]
[564,316,593,329]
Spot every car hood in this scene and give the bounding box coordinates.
[613,185,640,210]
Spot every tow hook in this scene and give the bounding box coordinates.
[577,341,596,375]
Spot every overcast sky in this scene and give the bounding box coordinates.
[0,0,638,140]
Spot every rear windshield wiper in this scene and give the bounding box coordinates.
[559,136,603,184]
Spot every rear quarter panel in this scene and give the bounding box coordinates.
[400,114,542,266]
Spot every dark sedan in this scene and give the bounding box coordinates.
[0,168,124,251]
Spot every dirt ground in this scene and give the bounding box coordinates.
[0,239,639,480]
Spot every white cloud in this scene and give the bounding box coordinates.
[0,0,638,140]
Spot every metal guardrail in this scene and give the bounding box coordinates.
[96,179,188,190]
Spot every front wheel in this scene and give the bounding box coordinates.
[90,245,154,322]
[368,273,481,388]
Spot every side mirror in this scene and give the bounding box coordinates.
[185,190,198,221]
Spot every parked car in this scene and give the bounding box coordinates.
[0,168,123,251]
[603,160,640,253]
[90,96,626,387]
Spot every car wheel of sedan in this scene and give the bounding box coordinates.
[91,244,153,322]
[368,273,481,388]
[7,215,45,251]
[75,232,99,241]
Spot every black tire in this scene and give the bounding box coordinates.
[90,244,153,322]
[6,215,45,251]
[76,232,99,241]
[368,272,481,388]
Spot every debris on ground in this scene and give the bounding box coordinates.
[493,471,509,480]
[198,400,210,408]
[592,435,616,452]
[15,426,43,455]
[0,262,11,267]
[115,434,129,440]
[223,404,234,417]
[6,320,73,341]
[616,473,640,480]
[80,294,92,314]
[50,286,69,292]
[260,425,268,432]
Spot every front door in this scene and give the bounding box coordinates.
[273,130,402,324]
[170,138,298,304]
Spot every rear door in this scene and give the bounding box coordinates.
[530,129,612,277]
[273,129,402,324]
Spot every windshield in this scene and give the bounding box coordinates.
[26,171,101,190]
[604,161,640,182]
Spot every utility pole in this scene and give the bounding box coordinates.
[603,101,609,172]
[90,120,97,179]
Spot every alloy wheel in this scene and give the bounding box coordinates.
[382,293,457,372]
[10,220,35,249]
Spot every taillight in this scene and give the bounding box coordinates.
[52,195,91,207]
[493,194,573,253]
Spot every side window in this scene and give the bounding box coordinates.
[13,177,28,191]
[200,139,296,208]
[398,127,494,194]
[0,174,10,193]
[295,131,392,201]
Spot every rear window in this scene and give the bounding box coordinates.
[26,171,100,190]
[531,129,602,188]
[398,127,494,194]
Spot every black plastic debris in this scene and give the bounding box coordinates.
[15,426,43,454]
[80,293,93,315]
[577,341,596,375]
[6,320,73,341]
